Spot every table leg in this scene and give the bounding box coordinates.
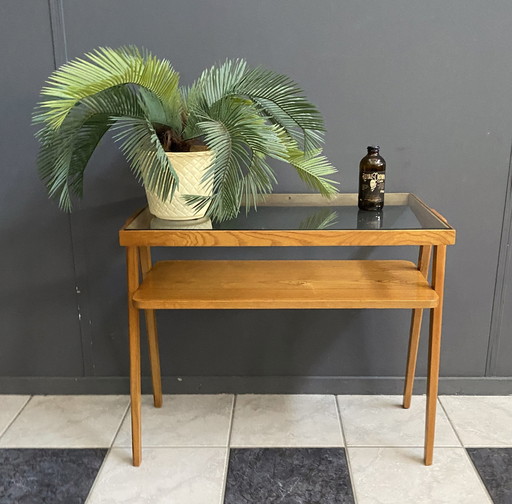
[127,246,142,466]
[139,247,163,408]
[424,245,446,466]
[403,246,432,408]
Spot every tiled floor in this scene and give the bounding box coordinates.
[0,395,511,503]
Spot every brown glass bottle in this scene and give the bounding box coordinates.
[358,145,386,211]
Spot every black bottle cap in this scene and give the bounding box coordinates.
[367,145,380,152]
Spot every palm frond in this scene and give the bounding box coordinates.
[137,87,182,133]
[67,115,113,200]
[232,66,325,152]
[187,59,247,109]
[182,59,247,141]
[287,145,339,197]
[184,61,325,154]
[239,153,277,212]
[36,85,178,210]
[34,46,182,129]
[112,117,178,200]
[251,96,324,152]
[184,65,338,220]
[191,97,288,220]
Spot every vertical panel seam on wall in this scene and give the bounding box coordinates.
[486,137,512,376]
[48,0,68,66]
[48,0,95,377]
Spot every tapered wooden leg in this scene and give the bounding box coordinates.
[424,245,446,466]
[403,245,432,409]
[139,247,163,408]
[403,310,424,409]
[127,247,142,467]
[145,310,162,407]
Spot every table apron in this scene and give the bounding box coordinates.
[119,229,455,247]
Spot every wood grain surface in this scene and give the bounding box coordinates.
[120,228,455,247]
[132,260,439,310]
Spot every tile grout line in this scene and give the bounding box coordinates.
[82,447,112,504]
[226,394,237,448]
[109,398,132,450]
[228,443,359,448]
[438,398,494,503]
[219,394,236,504]
[111,401,131,448]
[327,443,461,449]
[83,401,130,504]
[0,396,33,442]
[114,444,233,449]
[334,395,359,504]
[437,397,463,447]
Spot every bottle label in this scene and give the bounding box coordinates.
[359,171,385,209]
[361,172,385,193]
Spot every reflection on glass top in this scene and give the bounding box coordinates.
[126,194,449,231]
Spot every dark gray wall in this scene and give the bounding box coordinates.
[0,1,83,377]
[1,0,511,393]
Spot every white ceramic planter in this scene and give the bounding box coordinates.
[145,150,213,220]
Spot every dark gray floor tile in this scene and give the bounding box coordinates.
[467,448,512,504]
[224,448,355,504]
[0,448,106,504]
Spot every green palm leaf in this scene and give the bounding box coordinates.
[113,116,178,200]
[287,145,339,197]
[36,85,179,210]
[232,66,325,152]
[182,60,247,142]
[34,46,182,130]
[188,97,287,220]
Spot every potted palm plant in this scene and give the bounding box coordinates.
[34,46,338,221]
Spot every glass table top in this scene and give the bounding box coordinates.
[125,193,450,232]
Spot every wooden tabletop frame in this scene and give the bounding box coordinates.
[119,193,455,247]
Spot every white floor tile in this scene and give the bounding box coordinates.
[338,395,460,446]
[0,395,30,437]
[230,394,342,447]
[440,395,512,446]
[86,447,227,504]
[348,447,492,504]
[114,394,233,447]
[0,395,129,448]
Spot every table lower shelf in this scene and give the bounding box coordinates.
[133,260,438,310]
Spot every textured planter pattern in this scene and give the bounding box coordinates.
[145,151,213,220]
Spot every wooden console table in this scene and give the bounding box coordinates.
[119,193,455,467]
